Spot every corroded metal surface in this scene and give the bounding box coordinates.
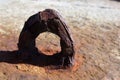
[18,9,75,67]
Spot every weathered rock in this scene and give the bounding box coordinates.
[18,9,75,67]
